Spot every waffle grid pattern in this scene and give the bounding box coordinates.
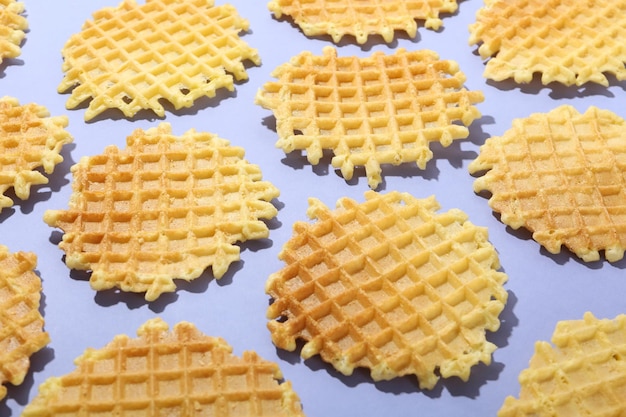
[268,0,459,44]
[0,96,73,210]
[59,0,260,121]
[469,105,626,262]
[256,47,484,189]
[266,191,508,389]
[0,245,50,400]
[469,0,626,86]
[0,0,27,64]
[22,319,305,417]
[499,312,626,416]
[44,123,280,301]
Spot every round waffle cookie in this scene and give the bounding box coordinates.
[469,0,626,86]
[469,105,626,262]
[267,0,460,44]
[266,191,508,389]
[59,0,260,121]
[44,123,280,301]
[256,47,484,189]
[0,245,50,400]
[22,318,306,417]
[499,312,626,417]
[0,96,73,211]
[0,0,27,66]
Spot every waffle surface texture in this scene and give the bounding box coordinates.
[266,191,508,389]
[498,312,626,416]
[267,0,460,44]
[59,0,260,121]
[469,105,626,262]
[22,318,306,417]
[43,123,280,301]
[0,0,27,65]
[256,47,484,189]
[0,96,73,210]
[469,0,626,86]
[0,245,50,400]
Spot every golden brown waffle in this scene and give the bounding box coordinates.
[44,123,280,301]
[266,191,508,389]
[268,0,459,44]
[256,47,484,189]
[0,245,50,400]
[0,0,27,65]
[22,318,306,417]
[498,312,626,416]
[0,96,73,210]
[469,105,626,262]
[469,0,626,86]
[59,0,260,121]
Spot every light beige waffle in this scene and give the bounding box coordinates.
[268,0,459,44]
[44,123,280,301]
[0,0,27,65]
[469,0,626,86]
[256,47,484,189]
[22,318,306,417]
[469,105,626,263]
[499,312,626,417]
[266,191,508,389]
[59,0,260,121]
[0,245,50,400]
[0,96,73,210]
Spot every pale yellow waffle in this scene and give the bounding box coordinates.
[268,0,459,44]
[0,96,73,210]
[59,0,260,121]
[498,312,626,417]
[0,245,50,400]
[266,191,508,389]
[22,318,306,417]
[43,123,280,301]
[0,0,27,65]
[469,105,626,263]
[256,47,484,189]
[469,0,626,86]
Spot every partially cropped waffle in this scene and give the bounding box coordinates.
[469,0,626,86]
[266,191,508,389]
[22,318,306,417]
[44,123,280,301]
[256,47,484,189]
[499,312,626,417]
[59,0,260,121]
[0,245,50,401]
[0,0,27,65]
[268,0,460,44]
[0,96,73,210]
[469,105,626,262]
